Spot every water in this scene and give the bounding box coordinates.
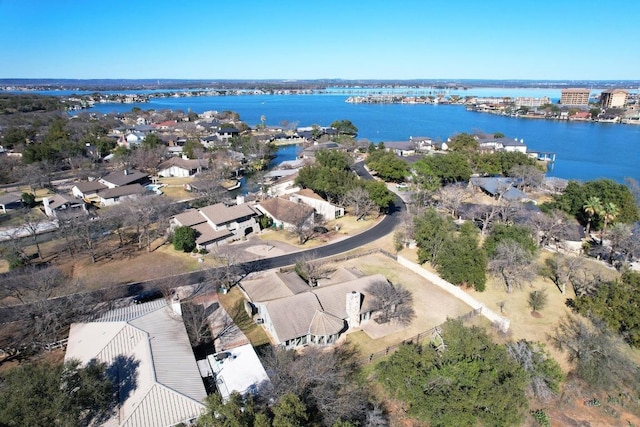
[83,92,640,183]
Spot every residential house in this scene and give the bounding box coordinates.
[291,189,344,220]
[0,192,22,213]
[240,269,394,349]
[42,193,86,218]
[409,136,436,151]
[265,172,300,197]
[64,300,207,427]
[216,127,240,142]
[255,197,315,231]
[171,202,259,250]
[99,169,149,189]
[474,135,527,153]
[469,177,529,202]
[97,183,146,206]
[72,181,109,202]
[383,141,416,157]
[157,157,208,178]
[300,142,342,159]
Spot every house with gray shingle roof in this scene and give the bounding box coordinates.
[241,270,394,349]
[171,202,259,250]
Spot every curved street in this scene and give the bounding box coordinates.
[0,162,406,324]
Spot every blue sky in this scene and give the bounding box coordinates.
[1,0,638,80]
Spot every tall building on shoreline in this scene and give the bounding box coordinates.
[560,88,591,106]
[599,89,628,109]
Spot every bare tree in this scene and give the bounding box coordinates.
[509,164,544,191]
[209,246,243,291]
[342,186,376,220]
[288,204,316,245]
[294,252,333,287]
[260,345,369,426]
[551,315,640,391]
[437,183,472,218]
[541,253,585,294]
[526,209,567,249]
[181,302,214,347]
[488,240,537,293]
[366,280,415,325]
[506,340,561,401]
[124,194,176,252]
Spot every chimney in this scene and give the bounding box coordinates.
[345,291,361,328]
[124,169,129,175]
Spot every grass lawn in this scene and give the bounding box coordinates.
[218,287,270,347]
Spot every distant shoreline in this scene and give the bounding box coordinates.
[1,78,639,92]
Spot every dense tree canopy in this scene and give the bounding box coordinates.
[413,152,472,186]
[436,222,487,291]
[365,149,408,182]
[330,119,358,136]
[573,271,640,347]
[376,319,528,427]
[547,179,639,227]
[0,360,115,427]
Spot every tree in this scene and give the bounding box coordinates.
[330,119,358,136]
[173,225,197,252]
[413,152,472,186]
[489,240,537,293]
[413,208,455,266]
[506,340,564,401]
[366,280,415,325]
[260,345,370,426]
[447,132,478,153]
[551,315,640,391]
[437,183,471,218]
[437,222,487,291]
[272,393,308,427]
[376,319,528,427]
[364,180,394,211]
[484,223,537,258]
[528,289,548,314]
[573,271,640,347]
[197,392,259,427]
[181,302,213,347]
[582,196,602,237]
[294,252,333,287]
[599,201,619,244]
[342,186,376,220]
[0,359,116,427]
[365,149,408,182]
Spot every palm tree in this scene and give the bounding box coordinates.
[582,196,603,237]
[600,202,619,244]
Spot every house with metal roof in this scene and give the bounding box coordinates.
[64,300,207,427]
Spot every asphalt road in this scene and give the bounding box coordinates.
[0,161,406,324]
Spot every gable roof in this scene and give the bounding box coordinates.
[100,169,148,187]
[98,183,146,199]
[158,157,208,172]
[73,181,108,194]
[45,193,79,210]
[257,197,315,224]
[250,273,391,343]
[65,301,206,427]
[199,203,257,226]
[173,209,208,227]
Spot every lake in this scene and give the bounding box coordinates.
[83,91,640,183]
